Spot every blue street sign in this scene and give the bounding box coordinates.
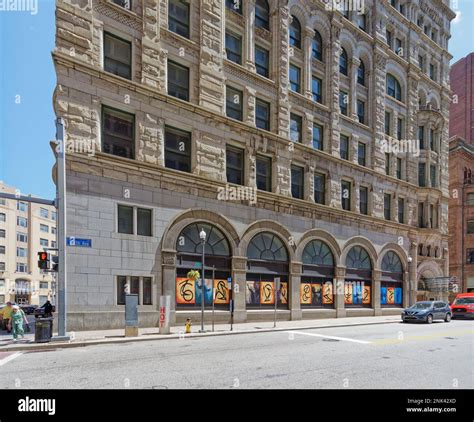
[67,237,92,247]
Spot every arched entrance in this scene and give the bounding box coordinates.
[175,222,232,309]
[344,246,373,307]
[416,260,445,301]
[246,232,289,309]
[301,240,335,308]
[381,251,404,307]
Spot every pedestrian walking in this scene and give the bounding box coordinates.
[11,305,29,342]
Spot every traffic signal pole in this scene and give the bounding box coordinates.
[53,118,69,341]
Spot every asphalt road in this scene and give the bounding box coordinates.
[0,320,472,389]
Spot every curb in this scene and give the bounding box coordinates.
[0,319,401,352]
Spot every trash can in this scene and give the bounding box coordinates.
[35,317,53,343]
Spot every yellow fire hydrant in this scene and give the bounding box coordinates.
[185,318,191,334]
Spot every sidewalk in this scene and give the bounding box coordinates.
[0,315,402,352]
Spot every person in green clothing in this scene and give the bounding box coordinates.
[11,305,29,342]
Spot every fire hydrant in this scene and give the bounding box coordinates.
[185,318,191,334]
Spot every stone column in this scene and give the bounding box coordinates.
[276,5,291,139]
[162,250,177,324]
[232,256,248,323]
[245,0,256,72]
[305,162,315,202]
[335,266,346,318]
[199,0,226,114]
[351,133,360,165]
[373,269,382,316]
[245,86,256,125]
[138,115,165,166]
[409,240,418,306]
[290,262,302,320]
[304,111,314,148]
[373,49,389,175]
[303,26,316,100]
[328,21,342,157]
[350,57,361,120]
[142,0,163,89]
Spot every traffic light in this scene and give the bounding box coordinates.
[38,252,49,270]
[52,255,59,272]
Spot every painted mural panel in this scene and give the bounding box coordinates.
[176,278,195,304]
[280,282,288,304]
[214,279,230,304]
[260,281,275,305]
[322,282,333,304]
[300,283,312,304]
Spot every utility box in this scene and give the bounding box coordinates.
[125,294,138,337]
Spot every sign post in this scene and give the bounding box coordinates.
[274,277,280,328]
[211,266,215,332]
[159,295,171,334]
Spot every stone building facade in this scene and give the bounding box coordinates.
[0,182,57,306]
[52,0,455,330]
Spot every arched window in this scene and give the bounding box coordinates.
[382,251,402,273]
[175,223,231,309]
[312,30,323,61]
[346,245,372,270]
[357,60,366,86]
[301,240,335,308]
[302,240,334,266]
[345,246,372,307]
[381,251,404,307]
[255,0,269,30]
[247,232,287,261]
[289,16,301,49]
[387,73,402,101]
[247,232,289,309]
[339,47,348,75]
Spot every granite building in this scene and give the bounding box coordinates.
[52,0,455,330]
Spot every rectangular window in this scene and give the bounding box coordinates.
[143,277,152,305]
[467,249,474,264]
[385,111,391,136]
[165,126,191,172]
[398,198,405,223]
[430,165,437,188]
[385,153,391,176]
[358,14,366,31]
[40,238,49,247]
[386,30,392,48]
[0,246,5,254]
[429,129,435,150]
[255,45,269,78]
[131,276,140,300]
[289,64,301,93]
[137,208,152,237]
[359,186,368,215]
[51,241,57,249]
[226,146,244,185]
[226,86,243,121]
[418,126,425,149]
[312,76,322,103]
[418,202,424,228]
[397,118,403,140]
[225,31,242,64]
[314,173,326,205]
[0,213,5,222]
[290,114,302,143]
[467,193,474,206]
[384,194,392,220]
[168,0,190,38]
[341,181,351,211]
[40,224,49,233]
[117,276,127,305]
[167,61,189,101]
[52,211,57,221]
[357,100,365,125]
[340,135,349,160]
[419,55,425,71]
[358,142,366,167]
[17,217,27,228]
[312,124,323,150]
[291,165,304,200]
[40,207,49,219]
[52,227,57,235]
[0,263,5,271]
[16,263,27,273]
[395,38,403,56]
[102,106,135,159]
[418,163,426,187]
[339,91,348,115]
[256,155,272,192]
[429,64,435,81]
[113,0,131,9]
[0,229,5,238]
[40,281,49,289]
[104,32,132,80]
[256,99,270,131]
[17,247,27,257]
[468,221,474,234]
[118,205,134,234]
[17,202,28,212]
[396,158,402,180]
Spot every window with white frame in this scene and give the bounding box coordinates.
[116,275,153,305]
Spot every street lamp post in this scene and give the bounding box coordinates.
[199,228,206,333]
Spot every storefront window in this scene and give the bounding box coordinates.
[246,232,289,309]
[176,223,231,309]
[381,251,403,307]
[344,246,372,307]
[301,240,335,308]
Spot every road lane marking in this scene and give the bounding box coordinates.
[0,352,22,367]
[284,330,372,344]
[373,328,474,346]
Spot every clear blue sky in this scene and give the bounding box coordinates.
[0,0,473,200]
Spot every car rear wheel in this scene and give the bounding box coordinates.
[444,313,451,322]
[426,314,433,324]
